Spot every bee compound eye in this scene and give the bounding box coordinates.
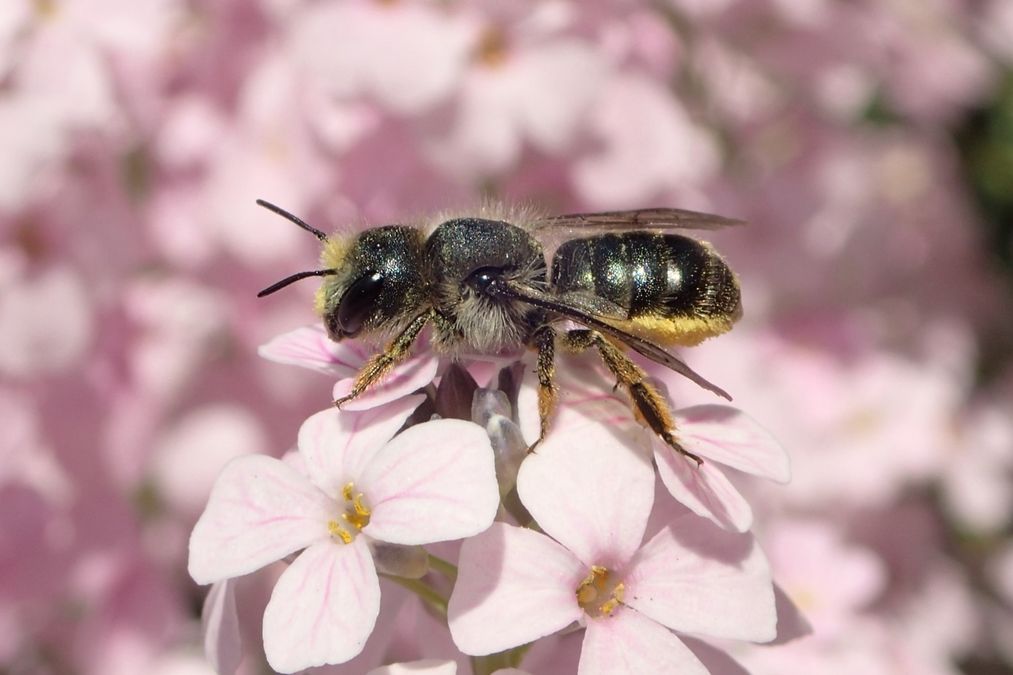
[336,271,385,337]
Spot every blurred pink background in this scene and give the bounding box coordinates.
[2,1,1012,673]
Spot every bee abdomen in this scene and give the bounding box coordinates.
[550,232,741,346]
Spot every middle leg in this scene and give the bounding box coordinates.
[530,324,558,451]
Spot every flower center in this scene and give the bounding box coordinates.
[576,565,625,618]
[327,482,371,545]
[474,28,509,68]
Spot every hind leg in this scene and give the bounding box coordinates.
[560,329,702,465]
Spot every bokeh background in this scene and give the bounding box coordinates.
[2,1,1012,673]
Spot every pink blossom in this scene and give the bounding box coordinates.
[763,520,884,640]
[940,401,1013,533]
[258,325,440,411]
[0,265,94,377]
[449,397,776,673]
[151,405,267,515]
[571,72,719,208]
[429,21,608,177]
[518,362,789,532]
[654,404,790,532]
[286,2,476,115]
[189,397,499,672]
[200,580,241,675]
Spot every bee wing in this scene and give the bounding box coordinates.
[529,208,745,235]
[498,281,732,400]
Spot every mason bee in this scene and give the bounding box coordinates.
[256,200,742,463]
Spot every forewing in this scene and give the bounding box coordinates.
[498,281,732,400]
[529,208,745,235]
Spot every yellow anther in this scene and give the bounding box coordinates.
[334,482,371,533]
[576,584,599,605]
[576,567,625,618]
[33,0,58,18]
[475,28,508,67]
[599,598,620,616]
[352,494,370,517]
[327,520,353,544]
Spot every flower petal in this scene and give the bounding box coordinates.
[257,324,368,376]
[623,514,776,643]
[448,522,585,655]
[674,405,790,483]
[518,401,654,567]
[333,350,440,411]
[262,539,380,673]
[201,580,242,675]
[258,325,439,411]
[361,419,499,545]
[654,447,754,532]
[188,455,333,584]
[367,659,458,675]
[297,396,422,497]
[579,609,708,675]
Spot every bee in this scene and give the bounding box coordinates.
[256,200,742,463]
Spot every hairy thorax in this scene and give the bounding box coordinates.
[423,217,547,354]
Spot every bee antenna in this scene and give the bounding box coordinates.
[257,269,338,298]
[256,199,328,241]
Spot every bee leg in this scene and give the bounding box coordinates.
[529,324,558,452]
[561,329,703,466]
[334,311,432,407]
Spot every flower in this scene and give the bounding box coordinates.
[188,397,499,672]
[653,404,791,532]
[448,396,776,674]
[518,363,790,533]
[258,325,440,411]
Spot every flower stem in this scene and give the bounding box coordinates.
[471,643,533,675]
[427,553,458,583]
[380,574,448,619]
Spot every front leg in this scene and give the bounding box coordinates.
[334,310,433,407]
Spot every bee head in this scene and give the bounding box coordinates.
[315,226,427,341]
[255,200,426,342]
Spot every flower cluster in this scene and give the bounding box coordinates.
[3,1,1013,674]
[191,327,795,673]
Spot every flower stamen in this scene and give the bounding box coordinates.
[576,565,625,618]
[328,482,372,544]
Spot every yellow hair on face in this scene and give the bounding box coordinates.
[314,235,352,316]
[320,234,352,268]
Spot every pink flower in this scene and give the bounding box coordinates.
[449,398,776,674]
[429,23,608,177]
[286,2,475,115]
[654,405,791,532]
[763,519,884,640]
[258,325,440,411]
[0,265,94,377]
[518,366,790,533]
[188,398,499,672]
[200,580,241,675]
[571,72,719,208]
